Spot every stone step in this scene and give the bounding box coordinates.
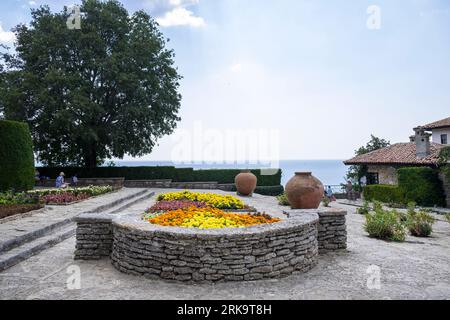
[88,188,149,213]
[0,188,148,254]
[106,190,155,214]
[0,224,75,272]
[0,188,152,271]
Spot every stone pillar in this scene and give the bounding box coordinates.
[286,208,347,253]
[74,213,114,260]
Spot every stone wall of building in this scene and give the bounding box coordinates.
[110,213,319,282]
[74,214,114,260]
[286,208,347,253]
[367,165,398,185]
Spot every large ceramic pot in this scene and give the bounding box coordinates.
[285,172,324,209]
[235,171,257,196]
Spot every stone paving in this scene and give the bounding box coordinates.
[0,190,449,300]
[0,188,147,248]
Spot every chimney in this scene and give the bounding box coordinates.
[411,127,431,159]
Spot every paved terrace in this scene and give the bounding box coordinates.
[0,189,449,300]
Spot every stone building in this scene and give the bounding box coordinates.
[422,117,450,145]
[344,126,446,185]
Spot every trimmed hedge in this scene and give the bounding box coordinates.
[363,185,405,204]
[397,167,445,207]
[36,166,282,187]
[254,185,284,196]
[0,120,35,192]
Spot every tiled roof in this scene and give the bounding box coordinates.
[422,117,450,130]
[343,143,446,166]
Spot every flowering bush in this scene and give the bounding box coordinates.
[146,200,208,213]
[28,185,113,198]
[41,192,89,204]
[148,206,280,229]
[157,191,245,209]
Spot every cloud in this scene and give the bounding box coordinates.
[230,63,243,73]
[157,7,206,28]
[29,1,37,6]
[0,23,15,44]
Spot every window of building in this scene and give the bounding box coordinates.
[366,173,379,185]
[441,134,448,145]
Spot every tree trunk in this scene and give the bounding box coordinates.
[84,144,97,168]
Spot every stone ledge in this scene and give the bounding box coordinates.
[74,213,113,223]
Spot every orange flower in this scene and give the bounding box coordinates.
[148,206,280,229]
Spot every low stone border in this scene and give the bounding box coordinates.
[110,213,319,282]
[286,208,347,253]
[74,214,114,260]
[74,207,347,282]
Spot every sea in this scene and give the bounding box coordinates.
[112,160,348,188]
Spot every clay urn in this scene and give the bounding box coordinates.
[235,170,257,196]
[285,172,324,209]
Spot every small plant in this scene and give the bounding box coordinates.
[364,205,406,242]
[357,200,371,215]
[406,206,435,237]
[276,193,290,206]
[445,214,450,223]
[322,197,330,207]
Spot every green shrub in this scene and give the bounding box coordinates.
[357,200,371,215]
[254,185,284,196]
[322,197,330,207]
[405,206,435,237]
[276,193,290,206]
[0,120,35,192]
[445,214,450,223]
[363,185,405,204]
[397,167,446,207]
[36,166,282,186]
[0,191,39,205]
[364,206,406,242]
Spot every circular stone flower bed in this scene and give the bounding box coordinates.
[111,210,319,282]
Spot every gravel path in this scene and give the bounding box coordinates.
[0,190,449,300]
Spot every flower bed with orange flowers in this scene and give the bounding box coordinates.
[147,206,280,229]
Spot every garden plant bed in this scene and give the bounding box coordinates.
[29,185,115,205]
[0,204,44,220]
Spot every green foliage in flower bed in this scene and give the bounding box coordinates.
[363,185,405,205]
[0,120,35,192]
[364,205,407,242]
[35,166,282,186]
[0,191,39,205]
[28,185,113,198]
[397,167,446,207]
[276,193,290,206]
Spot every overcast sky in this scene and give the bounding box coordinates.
[1,0,449,162]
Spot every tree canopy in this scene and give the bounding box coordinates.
[0,0,182,168]
[346,135,390,188]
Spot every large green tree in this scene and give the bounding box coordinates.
[346,135,390,189]
[0,0,181,168]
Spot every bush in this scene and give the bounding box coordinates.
[276,193,290,206]
[322,197,330,207]
[363,185,405,204]
[0,120,35,191]
[397,167,446,207]
[406,207,435,237]
[357,200,371,215]
[254,185,284,196]
[36,166,282,186]
[364,206,406,242]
